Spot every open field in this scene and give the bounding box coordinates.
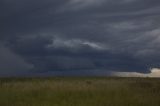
[0,77,160,106]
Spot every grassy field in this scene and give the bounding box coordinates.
[0,77,160,106]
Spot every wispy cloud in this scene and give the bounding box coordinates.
[47,38,107,50]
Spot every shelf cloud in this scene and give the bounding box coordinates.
[1,0,160,76]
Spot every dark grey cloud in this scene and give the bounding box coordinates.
[1,0,160,76]
[0,43,33,76]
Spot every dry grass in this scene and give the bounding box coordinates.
[0,77,160,106]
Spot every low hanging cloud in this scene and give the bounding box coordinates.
[113,68,160,77]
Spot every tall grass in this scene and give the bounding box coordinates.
[0,77,160,106]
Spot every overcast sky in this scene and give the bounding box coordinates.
[1,0,160,76]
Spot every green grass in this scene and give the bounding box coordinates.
[0,77,160,106]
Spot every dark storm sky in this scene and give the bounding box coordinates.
[1,0,160,76]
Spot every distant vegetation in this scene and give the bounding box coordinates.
[0,77,160,106]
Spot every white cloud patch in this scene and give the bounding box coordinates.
[47,38,107,50]
[112,68,160,77]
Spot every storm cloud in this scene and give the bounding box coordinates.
[1,0,160,76]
